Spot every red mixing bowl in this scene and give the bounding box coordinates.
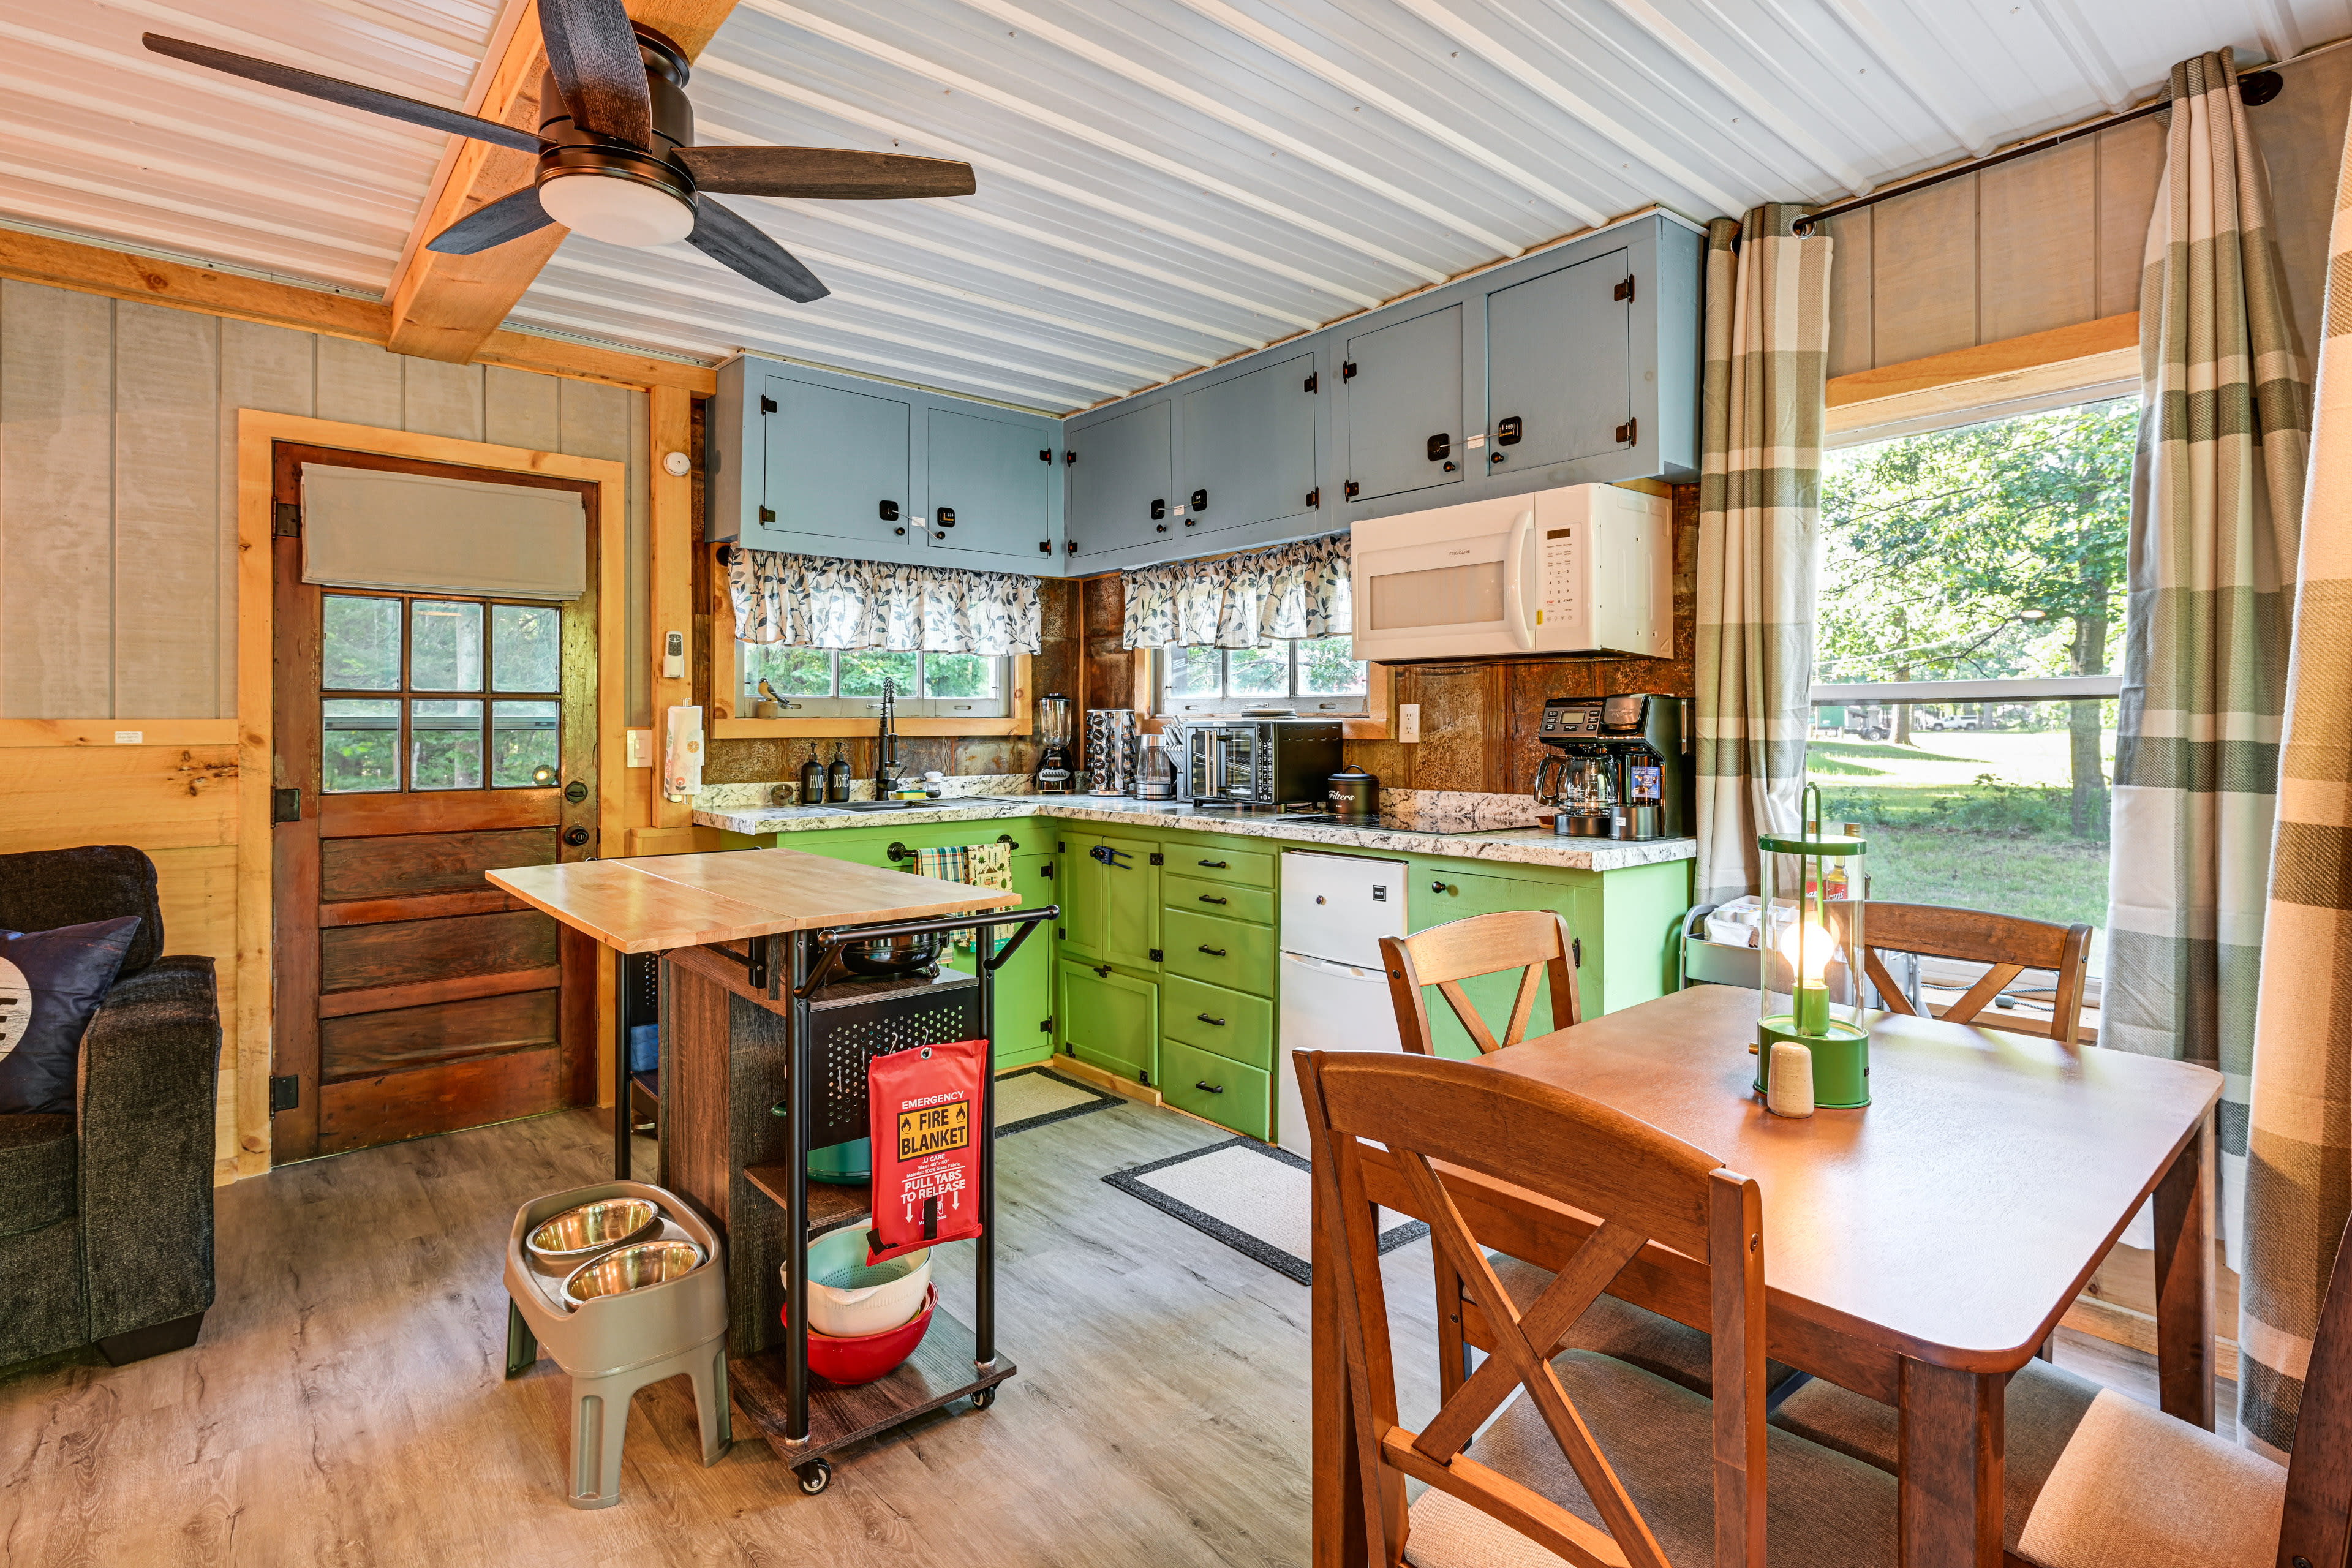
[782,1284,936,1385]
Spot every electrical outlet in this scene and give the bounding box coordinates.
[1398,704,1421,744]
[626,728,652,768]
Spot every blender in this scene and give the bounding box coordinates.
[1033,693,1074,794]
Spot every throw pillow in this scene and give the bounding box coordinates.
[0,916,141,1116]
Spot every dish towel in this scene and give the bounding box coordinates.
[662,704,704,803]
[907,842,1014,953]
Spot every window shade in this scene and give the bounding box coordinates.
[300,466,587,601]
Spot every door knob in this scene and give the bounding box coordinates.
[565,827,590,846]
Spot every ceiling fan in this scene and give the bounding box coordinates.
[141,0,978,304]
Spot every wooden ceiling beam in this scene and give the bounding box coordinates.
[383,1,746,365]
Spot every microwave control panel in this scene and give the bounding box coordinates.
[1537,526,1577,628]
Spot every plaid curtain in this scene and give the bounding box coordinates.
[2242,64,2346,1458]
[1694,207,1834,907]
[2103,57,2311,1455]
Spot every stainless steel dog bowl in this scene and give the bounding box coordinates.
[527,1199,662,1262]
[839,931,943,977]
[562,1240,706,1306]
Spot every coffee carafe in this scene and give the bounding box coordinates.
[1536,748,1616,838]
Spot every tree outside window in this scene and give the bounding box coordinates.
[739,646,1009,718]
[1158,636,1368,715]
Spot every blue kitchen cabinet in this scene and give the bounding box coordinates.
[1486,248,1634,477]
[1065,397,1174,564]
[1178,351,1321,541]
[1340,303,1464,508]
[760,374,910,550]
[923,404,1058,564]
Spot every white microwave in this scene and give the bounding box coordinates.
[1349,484,1671,663]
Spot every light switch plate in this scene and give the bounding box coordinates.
[626,728,652,768]
[1398,704,1420,744]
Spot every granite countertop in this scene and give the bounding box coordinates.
[692,793,1697,873]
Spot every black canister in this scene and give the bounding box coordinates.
[1326,764,1379,821]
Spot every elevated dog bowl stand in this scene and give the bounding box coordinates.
[503,1179,730,1509]
[489,846,1055,1496]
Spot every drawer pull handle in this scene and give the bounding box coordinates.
[1197,1012,1226,1026]
[1200,894,1229,905]
[1094,964,1112,978]
[1197,944,1227,957]
[1194,1080,1224,1094]
[1198,859,1229,868]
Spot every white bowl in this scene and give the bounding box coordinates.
[783,1223,932,1339]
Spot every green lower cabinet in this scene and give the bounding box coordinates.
[1163,872,1275,925]
[1058,958,1157,1085]
[1159,1037,1270,1140]
[1409,867,1583,1060]
[1162,907,1276,996]
[1058,831,1160,969]
[942,853,1055,1069]
[1162,973,1273,1069]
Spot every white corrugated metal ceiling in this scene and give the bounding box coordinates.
[7,0,2348,412]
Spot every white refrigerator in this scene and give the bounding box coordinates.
[1276,851,1409,1159]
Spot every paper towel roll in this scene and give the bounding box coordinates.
[1766,1041,1815,1118]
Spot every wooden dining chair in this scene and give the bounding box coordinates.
[1379,910,1581,1058]
[1831,902,2094,1045]
[1295,1048,1898,1567]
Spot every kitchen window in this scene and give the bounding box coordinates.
[738,644,1010,720]
[1156,636,1368,717]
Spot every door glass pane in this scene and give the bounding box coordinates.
[411,699,483,790]
[322,699,399,792]
[411,601,484,690]
[1297,636,1368,695]
[492,700,561,787]
[922,654,997,699]
[1170,647,1221,697]
[744,644,832,698]
[322,596,401,690]
[1229,646,1287,696]
[491,603,561,692]
[840,650,919,697]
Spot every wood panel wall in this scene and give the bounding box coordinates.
[0,279,651,1180]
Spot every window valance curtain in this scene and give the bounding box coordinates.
[726,549,1041,655]
[1120,532,1350,650]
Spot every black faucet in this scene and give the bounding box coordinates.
[874,677,904,798]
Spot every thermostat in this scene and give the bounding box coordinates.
[663,631,685,679]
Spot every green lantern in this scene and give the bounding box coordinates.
[1754,784,1870,1109]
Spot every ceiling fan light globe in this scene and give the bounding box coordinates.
[538,170,693,247]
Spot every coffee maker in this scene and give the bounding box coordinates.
[1533,693,1687,841]
[1033,693,1075,794]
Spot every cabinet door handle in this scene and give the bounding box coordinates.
[1197,1012,1226,1026]
[1197,859,1228,868]
[1199,894,1229,905]
[1094,964,1112,978]
[1197,944,1227,957]
[1430,881,1457,895]
[1194,1080,1225,1094]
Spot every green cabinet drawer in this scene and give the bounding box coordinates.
[1162,843,1275,889]
[1162,973,1273,1070]
[1163,907,1276,997]
[1159,1037,1270,1140]
[1058,959,1157,1085]
[775,817,1053,864]
[1164,873,1274,925]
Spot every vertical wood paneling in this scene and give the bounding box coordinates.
[2097,120,2167,321]
[401,358,485,442]
[559,378,641,725]
[1868,176,1981,366]
[1824,209,1875,380]
[1978,138,2098,344]
[628,388,651,728]
[216,321,317,717]
[483,365,560,450]
[314,336,404,428]
[1,282,115,716]
[113,301,220,718]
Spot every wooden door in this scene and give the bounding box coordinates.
[271,442,601,1160]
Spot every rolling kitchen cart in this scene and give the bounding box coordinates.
[488,847,1054,1497]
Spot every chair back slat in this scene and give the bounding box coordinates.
[1832,901,2092,1043]
[1299,1049,1768,1568]
[2278,1208,2352,1568]
[1382,910,1581,1058]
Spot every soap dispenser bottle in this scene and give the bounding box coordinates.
[798,743,826,805]
[825,743,852,804]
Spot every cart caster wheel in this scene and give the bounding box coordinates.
[796,1458,832,1495]
[970,1385,997,1411]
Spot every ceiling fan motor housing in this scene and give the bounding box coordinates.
[535,24,698,245]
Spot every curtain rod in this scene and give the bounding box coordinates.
[1790,64,2285,237]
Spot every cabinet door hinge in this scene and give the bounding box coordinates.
[1613,418,1637,445]
[1306,487,1320,508]
[1057,925,1066,939]
[1614,275,1634,303]
[759,505,777,523]
[760,394,778,414]
[1147,948,1163,963]
[1040,448,1053,463]
[1341,360,1357,381]
[269,1074,300,1113]
[1039,540,1052,553]
[1574,937,1583,967]
[1344,480,1361,499]
[273,502,300,537]
[1139,1069,1152,1087]
[272,787,301,823]
[1302,371,1319,394]
[1148,852,1164,865]
[1064,449,1079,466]
[1040,1017,1054,1033]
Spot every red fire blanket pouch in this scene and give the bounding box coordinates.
[867,1036,988,1264]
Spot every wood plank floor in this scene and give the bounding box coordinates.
[0,1102,1446,1566]
[0,1098,2236,1564]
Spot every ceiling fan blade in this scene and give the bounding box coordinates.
[141,34,543,154]
[687,200,829,304]
[426,186,556,255]
[537,0,653,148]
[677,146,978,200]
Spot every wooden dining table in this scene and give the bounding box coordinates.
[1311,983,2223,1568]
